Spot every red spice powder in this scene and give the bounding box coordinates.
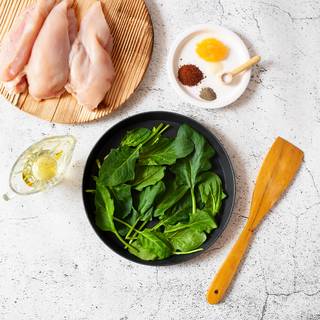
[178,64,204,86]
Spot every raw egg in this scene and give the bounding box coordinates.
[196,38,229,62]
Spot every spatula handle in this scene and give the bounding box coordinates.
[206,224,253,304]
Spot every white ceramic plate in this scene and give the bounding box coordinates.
[167,24,251,109]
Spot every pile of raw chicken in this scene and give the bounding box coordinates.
[0,0,115,110]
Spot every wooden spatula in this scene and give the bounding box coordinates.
[207,137,304,304]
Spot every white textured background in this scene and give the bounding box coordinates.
[1,0,320,319]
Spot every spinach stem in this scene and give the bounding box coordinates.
[166,231,179,239]
[151,222,162,231]
[156,124,170,138]
[138,123,169,148]
[191,187,196,214]
[113,229,135,250]
[125,123,168,160]
[125,218,140,240]
[129,219,149,244]
[163,228,182,234]
[173,248,203,255]
[149,125,170,146]
[85,189,96,193]
[139,220,149,231]
[141,123,169,146]
[96,159,101,169]
[141,124,163,144]
[138,220,149,231]
[114,217,141,232]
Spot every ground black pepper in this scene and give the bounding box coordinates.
[200,87,217,101]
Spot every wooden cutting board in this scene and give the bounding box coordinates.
[0,0,154,123]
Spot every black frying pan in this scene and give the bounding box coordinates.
[82,111,236,266]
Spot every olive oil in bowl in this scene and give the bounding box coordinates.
[3,135,76,200]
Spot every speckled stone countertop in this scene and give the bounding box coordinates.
[1,0,320,319]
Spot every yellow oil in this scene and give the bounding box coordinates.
[22,151,62,188]
[33,154,57,181]
[5,135,76,199]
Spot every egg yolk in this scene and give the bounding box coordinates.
[196,38,229,62]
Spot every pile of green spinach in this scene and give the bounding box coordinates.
[92,123,226,261]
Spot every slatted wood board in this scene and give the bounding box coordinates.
[0,0,154,123]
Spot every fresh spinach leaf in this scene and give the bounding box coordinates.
[139,126,194,166]
[95,182,115,232]
[171,125,215,213]
[132,165,165,191]
[98,146,139,187]
[110,184,132,219]
[99,124,169,187]
[164,210,217,234]
[129,229,172,260]
[121,128,151,147]
[154,180,189,218]
[140,207,153,222]
[138,181,165,216]
[95,182,135,249]
[170,228,207,252]
[160,206,190,227]
[197,172,226,216]
[139,137,175,165]
[154,195,192,229]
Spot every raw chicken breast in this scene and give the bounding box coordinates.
[0,0,56,93]
[66,1,115,110]
[4,74,28,94]
[27,0,77,100]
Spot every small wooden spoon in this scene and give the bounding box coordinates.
[221,55,261,84]
[207,137,303,304]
